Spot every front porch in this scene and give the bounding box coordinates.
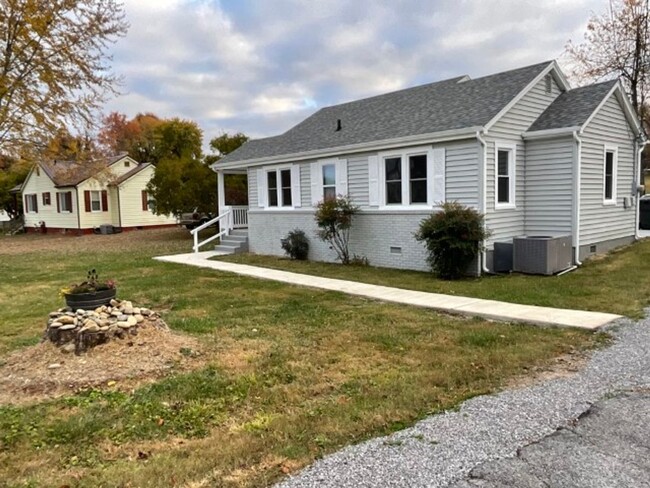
[190,169,249,253]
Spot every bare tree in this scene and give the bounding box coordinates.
[0,0,129,156]
[567,0,650,122]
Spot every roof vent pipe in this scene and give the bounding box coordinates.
[336,119,342,131]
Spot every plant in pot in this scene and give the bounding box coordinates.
[61,269,117,309]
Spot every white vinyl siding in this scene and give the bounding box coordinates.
[446,140,479,207]
[485,73,562,244]
[580,95,636,245]
[524,137,574,235]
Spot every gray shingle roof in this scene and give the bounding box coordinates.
[219,61,553,164]
[528,80,617,132]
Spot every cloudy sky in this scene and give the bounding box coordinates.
[105,0,608,149]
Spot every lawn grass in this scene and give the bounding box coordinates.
[219,239,650,318]
[0,229,604,487]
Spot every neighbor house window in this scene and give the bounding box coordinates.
[267,168,292,207]
[141,190,154,211]
[57,191,72,213]
[322,164,336,200]
[42,192,51,206]
[25,194,38,213]
[604,146,617,204]
[124,161,130,168]
[90,191,101,212]
[495,143,516,208]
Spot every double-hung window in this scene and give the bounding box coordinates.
[603,146,617,205]
[57,191,72,213]
[381,147,434,206]
[90,191,101,212]
[25,194,38,213]
[322,164,336,200]
[495,143,516,208]
[267,168,292,208]
[42,192,51,206]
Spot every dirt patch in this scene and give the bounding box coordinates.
[505,347,592,390]
[0,322,204,405]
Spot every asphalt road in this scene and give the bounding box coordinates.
[450,390,650,488]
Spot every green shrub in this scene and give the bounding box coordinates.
[314,196,359,264]
[281,229,310,260]
[414,202,489,280]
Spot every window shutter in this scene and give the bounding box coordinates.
[56,194,60,213]
[310,162,321,206]
[291,165,301,207]
[101,190,108,212]
[24,195,29,213]
[84,191,91,212]
[336,159,348,197]
[34,196,38,213]
[432,147,446,204]
[256,168,267,207]
[66,192,72,212]
[368,155,380,207]
[141,190,148,211]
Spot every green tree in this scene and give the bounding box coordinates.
[146,157,216,217]
[0,155,29,218]
[0,0,128,156]
[206,132,249,205]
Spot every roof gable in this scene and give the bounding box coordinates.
[218,61,555,166]
[109,163,153,186]
[528,80,642,137]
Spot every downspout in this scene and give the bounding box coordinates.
[476,130,490,274]
[635,138,647,240]
[117,185,123,228]
[572,131,582,266]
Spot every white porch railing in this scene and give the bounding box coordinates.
[190,206,249,253]
[190,209,232,253]
[231,205,248,228]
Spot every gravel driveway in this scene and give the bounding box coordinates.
[276,314,650,487]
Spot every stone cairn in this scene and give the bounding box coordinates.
[45,299,165,354]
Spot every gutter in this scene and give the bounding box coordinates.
[572,131,582,266]
[476,130,490,274]
[212,126,483,171]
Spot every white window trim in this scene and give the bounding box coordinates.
[603,144,618,206]
[494,142,517,210]
[319,159,337,200]
[378,145,435,210]
[263,164,295,210]
[90,190,102,212]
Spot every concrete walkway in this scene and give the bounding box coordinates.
[154,251,622,330]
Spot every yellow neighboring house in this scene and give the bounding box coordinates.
[20,153,177,234]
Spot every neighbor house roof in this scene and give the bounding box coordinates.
[218,61,556,165]
[109,163,152,186]
[40,153,128,187]
[528,80,618,132]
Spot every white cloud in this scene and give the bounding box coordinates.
[106,0,609,148]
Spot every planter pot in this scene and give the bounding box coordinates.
[65,288,117,310]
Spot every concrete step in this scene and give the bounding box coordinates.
[230,229,248,237]
[214,244,245,254]
[223,234,248,243]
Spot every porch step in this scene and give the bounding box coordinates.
[214,231,248,255]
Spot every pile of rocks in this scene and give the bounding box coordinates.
[45,299,165,354]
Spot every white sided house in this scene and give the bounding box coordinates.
[208,60,645,275]
[20,154,177,234]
